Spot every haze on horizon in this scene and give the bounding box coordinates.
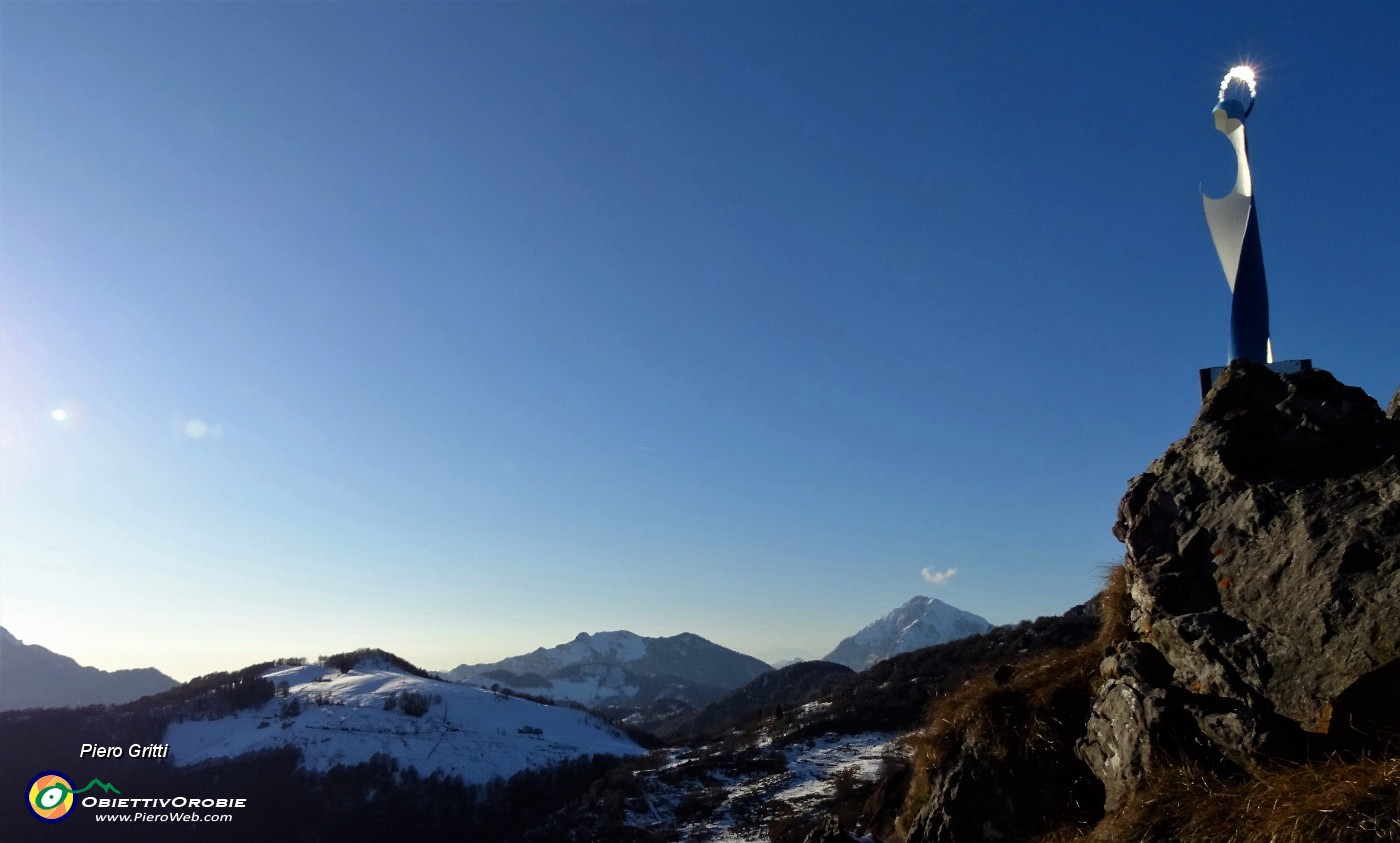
[1,2,1396,683]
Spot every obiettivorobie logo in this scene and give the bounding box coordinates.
[26,768,249,826]
[27,771,120,823]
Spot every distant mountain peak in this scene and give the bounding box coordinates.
[0,626,178,711]
[823,598,992,671]
[443,630,770,712]
[893,595,955,614]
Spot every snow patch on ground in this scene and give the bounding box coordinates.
[546,672,642,706]
[581,630,648,663]
[625,732,903,842]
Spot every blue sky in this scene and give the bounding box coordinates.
[2,2,1396,680]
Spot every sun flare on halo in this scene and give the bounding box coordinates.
[1218,65,1258,102]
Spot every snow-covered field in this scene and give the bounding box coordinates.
[164,661,644,783]
[626,732,902,842]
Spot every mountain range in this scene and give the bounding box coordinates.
[442,630,772,713]
[0,598,995,716]
[0,626,178,710]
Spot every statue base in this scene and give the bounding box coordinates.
[1200,359,1312,399]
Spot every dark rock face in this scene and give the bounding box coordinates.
[1081,362,1400,811]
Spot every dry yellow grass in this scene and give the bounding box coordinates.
[1094,562,1131,653]
[895,639,1103,835]
[1086,757,1400,842]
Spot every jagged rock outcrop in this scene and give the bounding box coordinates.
[893,363,1398,842]
[1080,361,1400,811]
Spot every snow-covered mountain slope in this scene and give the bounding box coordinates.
[164,659,644,783]
[822,597,992,671]
[0,626,177,710]
[443,631,771,709]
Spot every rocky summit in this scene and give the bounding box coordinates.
[1081,360,1400,810]
[897,361,1399,843]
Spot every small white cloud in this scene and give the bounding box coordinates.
[177,415,224,441]
[49,402,84,428]
[921,566,958,586]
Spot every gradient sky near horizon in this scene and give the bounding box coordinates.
[2,2,1396,681]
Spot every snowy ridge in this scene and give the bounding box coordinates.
[822,597,992,671]
[165,661,644,783]
[447,631,649,682]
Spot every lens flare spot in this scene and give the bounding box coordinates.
[50,409,68,422]
[184,419,209,439]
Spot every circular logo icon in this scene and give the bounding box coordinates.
[28,771,75,823]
